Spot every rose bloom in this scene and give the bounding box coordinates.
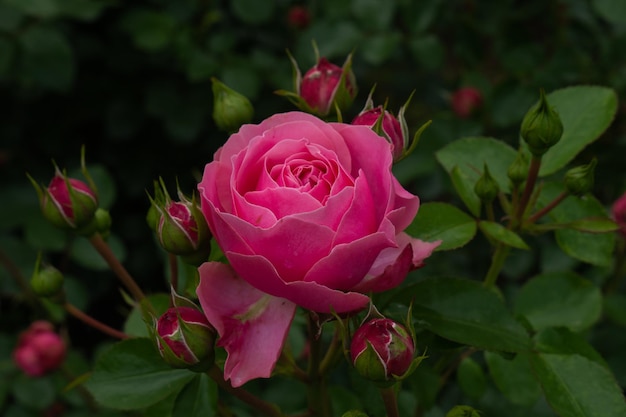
[197,111,438,386]
[13,321,66,377]
[612,191,626,237]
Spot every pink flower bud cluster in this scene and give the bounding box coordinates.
[13,321,66,377]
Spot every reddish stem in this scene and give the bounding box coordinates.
[65,303,129,340]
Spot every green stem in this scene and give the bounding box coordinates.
[65,302,129,340]
[307,314,331,417]
[485,202,495,223]
[483,244,511,288]
[208,365,284,417]
[380,386,400,417]
[88,233,146,302]
[0,247,41,309]
[514,155,542,227]
[525,191,569,226]
[319,323,343,376]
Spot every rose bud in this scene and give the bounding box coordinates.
[350,318,415,383]
[612,191,626,237]
[474,163,499,204]
[446,405,481,417]
[29,169,98,231]
[451,87,483,118]
[151,181,211,265]
[564,158,597,196]
[211,77,254,134]
[507,148,530,187]
[352,87,429,162]
[13,321,66,377]
[276,50,357,117]
[287,5,311,29]
[31,264,64,298]
[156,307,216,371]
[520,88,563,157]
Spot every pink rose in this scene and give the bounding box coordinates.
[612,191,626,237]
[13,321,66,377]
[197,111,438,386]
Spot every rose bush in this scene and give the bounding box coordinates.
[197,111,438,386]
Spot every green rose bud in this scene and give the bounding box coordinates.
[564,158,597,196]
[211,77,254,133]
[520,89,563,157]
[31,265,64,298]
[507,148,530,187]
[446,405,481,417]
[474,164,499,203]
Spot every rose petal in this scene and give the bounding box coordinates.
[353,233,441,293]
[225,252,370,313]
[197,262,296,387]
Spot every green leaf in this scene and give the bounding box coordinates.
[24,215,69,251]
[231,0,275,24]
[591,0,626,32]
[4,0,57,18]
[536,86,618,176]
[479,221,529,250]
[514,271,602,332]
[533,327,609,369]
[539,182,615,266]
[124,293,171,337]
[406,202,477,251]
[85,338,195,410]
[567,217,619,233]
[485,351,542,406]
[121,10,177,52]
[604,294,626,327]
[436,137,518,209]
[456,357,486,400]
[450,166,480,217]
[530,352,626,417]
[394,277,531,352]
[57,0,110,21]
[172,374,218,417]
[19,26,75,91]
[12,375,56,411]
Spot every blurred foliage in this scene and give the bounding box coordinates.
[2,0,626,416]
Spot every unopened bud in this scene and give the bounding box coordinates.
[474,164,499,203]
[446,405,481,417]
[211,78,254,133]
[507,149,530,187]
[564,158,597,196]
[520,89,563,157]
[350,318,415,383]
[611,191,626,237]
[276,48,357,117]
[156,307,215,371]
[13,321,66,377]
[31,265,64,298]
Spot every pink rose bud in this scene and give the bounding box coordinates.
[13,321,66,377]
[287,5,311,29]
[350,318,415,383]
[37,172,98,230]
[451,87,483,118]
[612,191,626,237]
[156,307,216,370]
[276,50,357,117]
[352,106,404,161]
[150,181,212,264]
[301,57,356,116]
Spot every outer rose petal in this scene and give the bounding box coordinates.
[353,233,441,293]
[226,252,370,313]
[197,262,296,387]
